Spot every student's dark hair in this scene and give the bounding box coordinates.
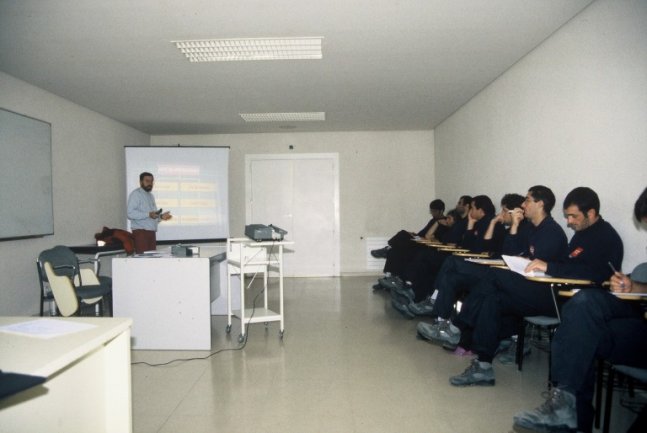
[500,193,524,210]
[528,185,556,214]
[459,195,472,206]
[634,187,647,221]
[445,209,461,221]
[139,172,154,181]
[429,199,445,212]
[471,195,495,215]
[563,187,600,215]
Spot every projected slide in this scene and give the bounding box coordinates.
[125,146,229,241]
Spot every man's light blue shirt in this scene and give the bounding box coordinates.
[127,187,159,231]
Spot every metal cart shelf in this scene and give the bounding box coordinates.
[225,237,293,343]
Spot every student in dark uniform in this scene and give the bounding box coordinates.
[418,186,568,349]
[448,187,623,389]
[514,187,647,433]
[408,192,525,319]
[390,195,500,317]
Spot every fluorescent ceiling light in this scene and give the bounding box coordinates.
[240,112,326,122]
[172,37,323,62]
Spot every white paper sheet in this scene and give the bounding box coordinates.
[501,255,550,277]
[0,318,97,339]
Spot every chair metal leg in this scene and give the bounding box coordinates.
[516,321,526,371]
[595,359,605,429]
[603,366,615,433]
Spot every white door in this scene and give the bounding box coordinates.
[246,154,339,277]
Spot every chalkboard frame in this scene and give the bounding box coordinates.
[0,108,54,241]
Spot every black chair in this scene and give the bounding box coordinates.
[515,282,563,377]
[37,245,112,316]
[601,364,647,433]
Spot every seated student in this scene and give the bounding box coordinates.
[406,193,525,319]
[448,187,623,388]
[371,199,445,258]
[371,199,446,291]
[390,195,501,317]
[377,196,470,291]
[418,186,568,355]
[388,209,460,315]
[513,187,647,433]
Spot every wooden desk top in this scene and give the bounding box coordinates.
[526,276,594,286]
[453,251,491,258]
[438,247,470,253]
[558,289,647,301]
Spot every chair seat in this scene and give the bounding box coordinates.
[76,284,111,299]
[525,315,560,326]
[614,365,647,382]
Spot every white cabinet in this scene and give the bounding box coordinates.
[112,252,218,350]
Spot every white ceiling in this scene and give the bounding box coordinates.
[0,0,594,135]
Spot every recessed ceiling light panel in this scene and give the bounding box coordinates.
[240,112,326,122]
[172,37,323,62]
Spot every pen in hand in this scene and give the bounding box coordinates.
[608,262,625,289]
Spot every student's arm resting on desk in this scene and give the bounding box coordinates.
[526,256,621,285]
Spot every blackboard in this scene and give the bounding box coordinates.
[0,108,54,240]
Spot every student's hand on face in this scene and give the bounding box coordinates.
[511,208,524,225]
[610,272,632,293]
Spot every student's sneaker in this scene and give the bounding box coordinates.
[378,276,395,290]
[416,320,460,345]
[391,299,415,319]
[371,246,390,258]
[513,387,577,432]
[383,278,415,302]
[449,359,495,387]
[407,296,435,316]
[498,338,531,365]
[378,275,403,291]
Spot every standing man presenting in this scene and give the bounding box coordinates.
[127,172,172,253]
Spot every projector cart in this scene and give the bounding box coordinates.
[225,237,293,343]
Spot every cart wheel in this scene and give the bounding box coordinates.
[238,334,245,344]
[226,324,232,333]
[279,330,285,340]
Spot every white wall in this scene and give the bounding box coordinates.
[435,0,647,271]
[151,131,436,274]
[0,72,149,315]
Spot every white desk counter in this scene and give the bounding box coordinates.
[0,316,132,433]
[112,250,222,350]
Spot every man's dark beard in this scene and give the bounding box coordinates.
[143,185,153,192]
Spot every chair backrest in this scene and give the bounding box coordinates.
[38,245,79,280]
[43,261,79,317]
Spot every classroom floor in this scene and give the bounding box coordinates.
[130,276,641,433]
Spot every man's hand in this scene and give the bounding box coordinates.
[610,272,632,293]
[525,259,547,273]
[160,211,173,221]
[149,210,159,219]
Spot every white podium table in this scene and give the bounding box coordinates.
[226,238,293,342]
[112,250,220,350]
[0,317,133,433]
